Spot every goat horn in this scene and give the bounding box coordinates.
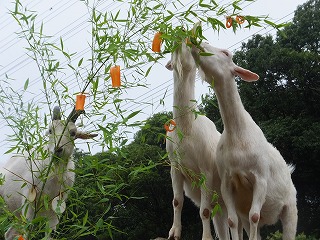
[67,107,85,123]
[52,106,61,120]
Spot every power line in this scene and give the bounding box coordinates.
[0,0,296,122]
[0,0,296,112]
[0,0,199,109]
[0,0,258,106]
[0,0,298,150]
[0,0,120,75]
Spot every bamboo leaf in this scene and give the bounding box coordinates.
[24,78,29,90]
[127,110,141,120]
[82,211,88,226]
[200,52,214,56]
[60,37,64,51]
[211,203,222,217]
[78,58,84,67]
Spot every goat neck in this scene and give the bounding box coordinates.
[169,43,197,134]
[192,43,259,135]
[213,73,255,135]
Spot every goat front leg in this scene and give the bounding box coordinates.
[199,184,214,240]
[221,175,240,240]
[240,217,250,240]
[41,209,59,240]
[248,177,267,240]
[168,164,184,240]
[212,203,230,240]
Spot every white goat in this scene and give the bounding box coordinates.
[0,106,97,240]
[165,42,229,240]
[191,42,298,240]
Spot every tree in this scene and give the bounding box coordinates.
[133,111,172,149]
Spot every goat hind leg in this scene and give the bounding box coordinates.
[280,203,298,240]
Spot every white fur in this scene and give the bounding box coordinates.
[192,42,298,240]
[0,108,97,240]
[166,42,230,240]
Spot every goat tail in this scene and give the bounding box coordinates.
[287,164,295,174]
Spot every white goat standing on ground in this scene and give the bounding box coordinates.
[165,42,230,240]
[0,106,97,240]
[191,42,298,240]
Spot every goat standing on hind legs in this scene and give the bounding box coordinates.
[0,106,97,240]
[191,42,298,240]
[165,41,230,240]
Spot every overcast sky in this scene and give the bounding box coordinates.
[0,0,308,158]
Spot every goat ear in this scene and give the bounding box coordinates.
[76,132,98,140]
[233,66,259,82]
[165,60,173,71]
[52,106,61,120]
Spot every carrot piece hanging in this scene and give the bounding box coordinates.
[110,65,121,87]
[152,32,162,52]
[226,16,233,28]
[185,38,191,45]
[164,119,176,133]
[75,93,86,110]
[236,15,245,24]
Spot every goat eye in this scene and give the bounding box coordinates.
[222,50,229,57]
[70,131,76,137]
[49,129,53,134]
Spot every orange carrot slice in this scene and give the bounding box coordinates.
[236,15,245,24]
[152,32,162,52]
[226,16,233,28]
[164,119,176,132]
[110,65,121,88]
[75,93,86,110]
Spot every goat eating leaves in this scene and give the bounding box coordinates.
[191,42,298,240]
[0,106,97,240]
[166,42,229,240]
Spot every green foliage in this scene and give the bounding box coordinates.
[199,89,223,132]
[277,0,320,53]
[133,111,172,148]
[267,231,318,240]
[56,113,173,240]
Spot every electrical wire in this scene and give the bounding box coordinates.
[0,0,296,126]
[0,0,298,149]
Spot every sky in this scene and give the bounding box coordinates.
[0,0,308,158]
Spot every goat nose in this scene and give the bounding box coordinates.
[55,147,63,153]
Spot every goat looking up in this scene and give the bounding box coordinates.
[191,42,297,240]
[165,42,229,240]
[0,106,97,240]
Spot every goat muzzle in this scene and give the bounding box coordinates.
[67,107,85,123]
